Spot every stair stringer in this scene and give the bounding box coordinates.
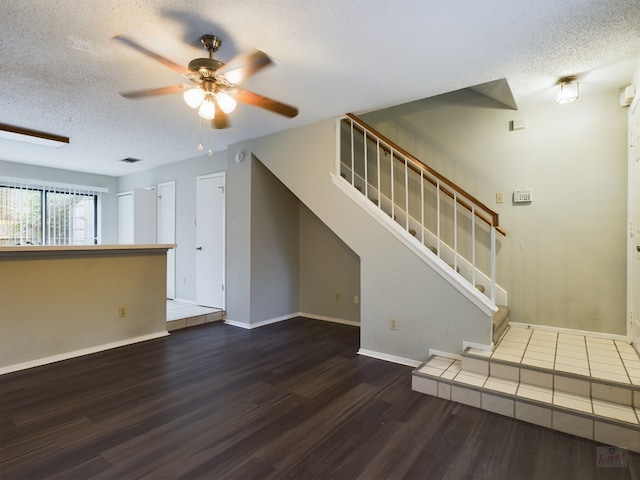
[332,173,498,317]
[232,118,494,360]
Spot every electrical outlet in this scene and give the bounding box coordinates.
[390,317,398,330]
[118,306,127,318]
[335,292,341,301]
[353,295,359,305]
[496,192,504,204]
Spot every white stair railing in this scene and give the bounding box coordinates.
[338,114,506,304]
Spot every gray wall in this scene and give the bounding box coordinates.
[226,149,252,323]
[118,150,361,328]
[299,203,361,323]
[361,88,628,334]
[0,247,168,371]
[250,157,300,323]
[8,85,625,361]
[118,153,227,302]
[230,155,361,326]
[233,119,490,361]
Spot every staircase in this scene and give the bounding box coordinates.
[339,114,640,451]
[338,113,508,345]
[413,326,640,452]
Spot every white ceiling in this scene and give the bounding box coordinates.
[1,0,639,177]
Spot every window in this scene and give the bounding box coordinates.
[0,180,101,246]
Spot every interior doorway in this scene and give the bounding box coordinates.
[196,172,226,309]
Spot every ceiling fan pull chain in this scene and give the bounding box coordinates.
[197,116,204,152]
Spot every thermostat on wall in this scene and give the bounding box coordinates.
[513,189,533,203]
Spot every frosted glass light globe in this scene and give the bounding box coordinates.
[184,87,205,108]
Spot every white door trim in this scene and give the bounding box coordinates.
[157,181,176,299]
[628,93,639,345]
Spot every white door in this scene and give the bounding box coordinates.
[158,181,176,299]
[118,188,156,244]
[630,97,640,347]
[117,192,134,244]
[133,188,157,244]
[196,173,225,308]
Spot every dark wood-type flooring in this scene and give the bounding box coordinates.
[1,318,639,479]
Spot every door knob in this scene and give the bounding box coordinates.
[196,246,202,251]
[637,245,640,252]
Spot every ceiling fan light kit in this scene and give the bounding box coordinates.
[198,97,216,119]
[183,87,205,108]
[114,33,298,130]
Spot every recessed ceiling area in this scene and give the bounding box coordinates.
[0,0,638,176]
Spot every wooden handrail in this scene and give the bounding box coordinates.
[344,113,506,236]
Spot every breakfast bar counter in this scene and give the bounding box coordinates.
[0,244,175,374]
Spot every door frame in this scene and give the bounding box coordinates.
[628,93,639,347]
[157,181,176,300]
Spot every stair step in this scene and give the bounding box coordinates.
[167,308,224,331]
[412,326,640,452]
[492,305,509,344]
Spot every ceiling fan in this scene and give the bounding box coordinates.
[113,34,298,129]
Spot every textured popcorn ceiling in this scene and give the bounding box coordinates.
[0,0,638,176]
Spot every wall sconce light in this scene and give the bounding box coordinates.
[557,76,579,104]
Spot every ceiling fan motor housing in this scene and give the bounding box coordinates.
[201,34,221,52]
[188,35,224,78]
[188,58,224,77]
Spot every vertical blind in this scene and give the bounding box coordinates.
[0,178,105,246]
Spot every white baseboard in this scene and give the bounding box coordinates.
[225,312,360,330]
[428,349,462,360]
[225,313,299,330]
[299,312,360,327]
[358,348,422,367]
[509,322,629,342]
[223,319,251,329]
[0,331,169,376]
[462,341,493,352]
[170,298,198,305]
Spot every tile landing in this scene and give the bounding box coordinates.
[166,300,223,331]
[412,326,640,452]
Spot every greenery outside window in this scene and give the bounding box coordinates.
[0,182,100,246]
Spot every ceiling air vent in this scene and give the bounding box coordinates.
[120,157,142,164]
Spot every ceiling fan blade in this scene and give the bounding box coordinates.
[215,49,273,85]
[235,88,298,118]
[212,102,229,129]
[113,35,189,75]
[120,85,185,99]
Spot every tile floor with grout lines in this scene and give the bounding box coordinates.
[166,300,221,322]
[415,325,640,449]
[469,326,640,386]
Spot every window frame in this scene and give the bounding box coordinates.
[0,177,107,246]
